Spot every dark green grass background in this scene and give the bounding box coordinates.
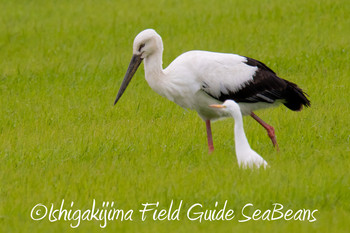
[0,0,349,232]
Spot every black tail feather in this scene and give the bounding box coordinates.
[283,80,311,111]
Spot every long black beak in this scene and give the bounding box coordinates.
[114,54,143,105]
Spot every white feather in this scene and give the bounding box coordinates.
[212,100,268,169]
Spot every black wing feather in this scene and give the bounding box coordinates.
[202,56,310,111]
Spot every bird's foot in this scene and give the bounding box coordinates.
[266,126,279,152]
[208,145,214,154]
[270,135,280,152]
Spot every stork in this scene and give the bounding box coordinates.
[114,29,310,153]
[210,100,268,169]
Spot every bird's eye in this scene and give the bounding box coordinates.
[138,43,145,52]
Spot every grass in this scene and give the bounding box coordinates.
[0,0,349,232]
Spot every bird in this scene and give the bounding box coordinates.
[114,29,310,153]
[210,100,268,169]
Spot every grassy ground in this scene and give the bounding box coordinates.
[0,0,349,232]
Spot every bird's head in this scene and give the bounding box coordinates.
[114,29,163,105]
[209,100,242,118]
[133,29,163,59]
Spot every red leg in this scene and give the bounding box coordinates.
[250,112,279,151]
[205,120,214,153]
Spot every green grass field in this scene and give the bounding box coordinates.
[1,0,349,232]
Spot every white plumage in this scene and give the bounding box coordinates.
[114,29,310,152]
[161,51,260,116]
[210,100,268,169]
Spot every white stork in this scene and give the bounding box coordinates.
[210,100,268,169]
[114,29,310,153]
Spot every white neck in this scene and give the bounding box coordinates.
[233,113,252,155]
[144,49,164,79]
